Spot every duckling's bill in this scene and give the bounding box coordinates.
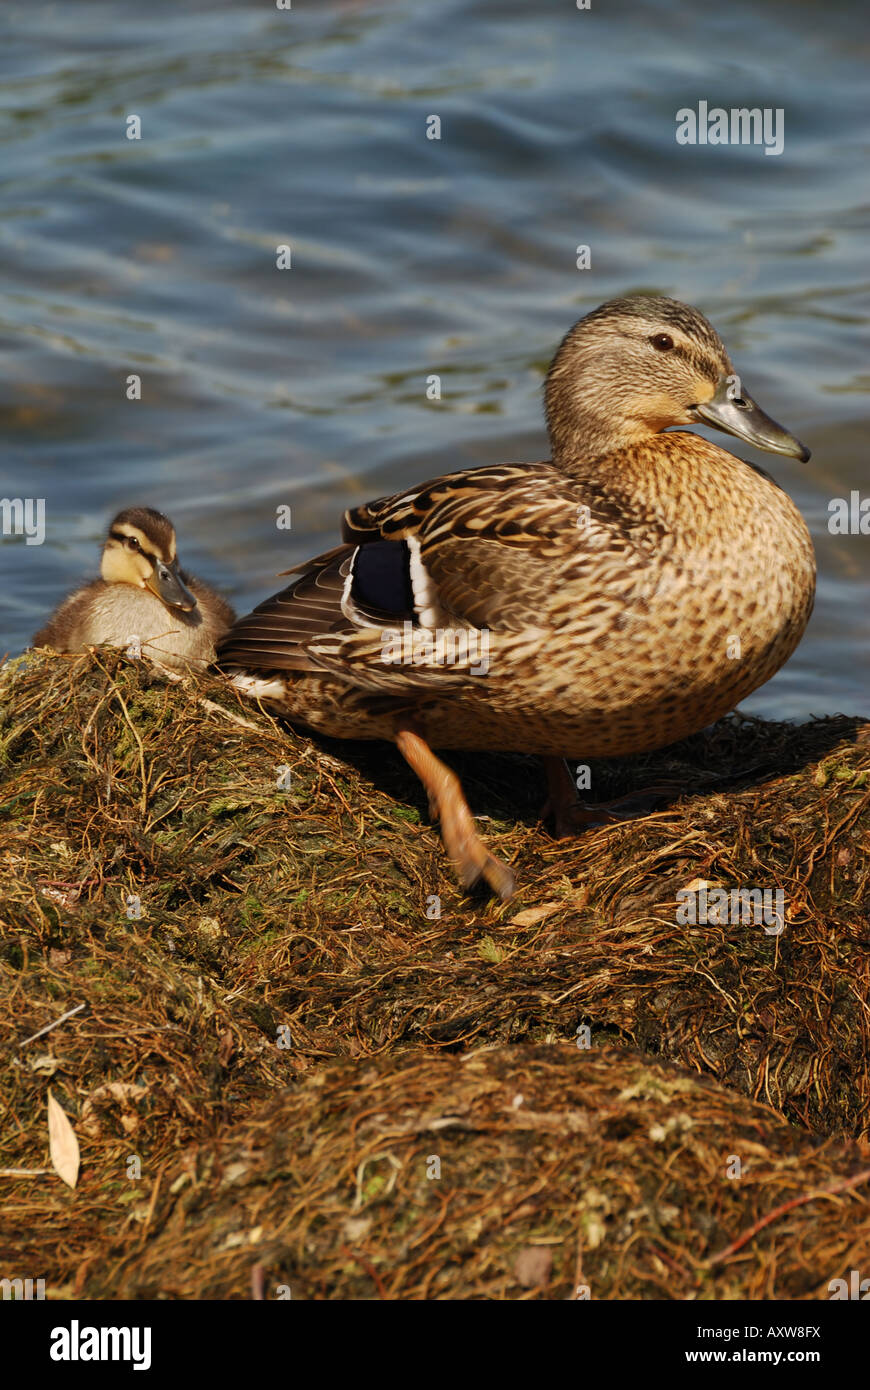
[145,558,197,612]
[690,375,810,462]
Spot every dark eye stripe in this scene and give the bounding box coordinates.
[109,529,159,561]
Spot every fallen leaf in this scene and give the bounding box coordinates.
[47,1089,80,1189]
[510,901,562,927]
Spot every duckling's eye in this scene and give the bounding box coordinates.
[126,536,140,551]
[649,333,674,351]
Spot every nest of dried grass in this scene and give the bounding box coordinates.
[1,651,869,1297]
[91,1045,870,1301]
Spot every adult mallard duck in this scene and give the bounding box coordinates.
[218,296,815,900]
[33,506,235,672]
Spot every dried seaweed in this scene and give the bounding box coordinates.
[1,651,869,1297]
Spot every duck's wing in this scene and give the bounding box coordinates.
[216,542,361,677]
[344,464,584,629]
[216,463,641,690]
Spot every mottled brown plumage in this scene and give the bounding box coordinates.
[218,296,815,898]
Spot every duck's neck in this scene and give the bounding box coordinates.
[553,431,754,530]
[545,374,666,475]
[549,419,665,480]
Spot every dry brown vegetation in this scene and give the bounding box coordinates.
[2,650,869,1298]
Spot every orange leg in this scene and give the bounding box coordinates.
[396,729,515,901]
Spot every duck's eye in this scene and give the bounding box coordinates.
[126,536,140,551]
[649,333,674,351]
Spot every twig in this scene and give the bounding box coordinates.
[0,1168,51,1177]
[17,1003,86,1049]
[708,1166,870,1265]
[198,697,260,731]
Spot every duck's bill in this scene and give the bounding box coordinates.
[691,377,810,462]
[147,560,197,612]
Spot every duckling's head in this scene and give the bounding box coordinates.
[100,507,197,612]
[545,295,809,465]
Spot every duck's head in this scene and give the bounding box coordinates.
[100,507,197,612]
[545,295,810,465]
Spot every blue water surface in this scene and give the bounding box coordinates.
[0,0,867,719]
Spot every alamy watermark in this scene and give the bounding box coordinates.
[676,102,784,157]
[828,492,870,535]
[829,1270,870,1299]
[380,621,490,676]
[1,497,45,545]
[50,1321,151,1370]
[1,1275,45,1300]
[676,885,785,935]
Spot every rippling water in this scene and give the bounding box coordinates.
[1,0,867,720]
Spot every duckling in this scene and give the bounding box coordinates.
[218,296,815,899]
[34,506,235,672]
